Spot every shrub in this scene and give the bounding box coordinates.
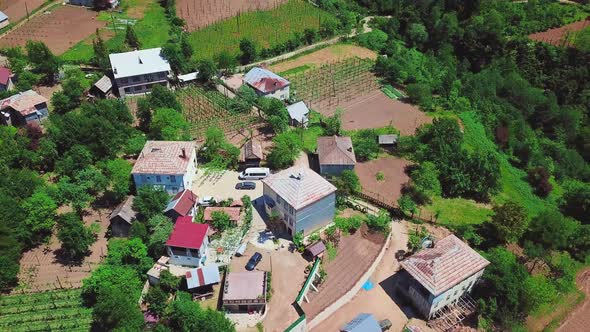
[527,167,552,198]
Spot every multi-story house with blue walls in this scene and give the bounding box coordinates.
[165,217,209,267]
[109,48,171,97]
[131,141,197,195]
[398,234,490,321]
[262,167,336,236]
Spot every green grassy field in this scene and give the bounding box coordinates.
[572,25,590,51]
[61,1,171,63]
[186,0,337,61]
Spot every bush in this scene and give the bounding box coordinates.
[335,215,364,234]
[366,209,391,233]
[333,169,361,196]
[527,167,552,198]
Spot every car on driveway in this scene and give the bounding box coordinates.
[245,252,262,271]
[235,182,256,190]
[198,196,216,206]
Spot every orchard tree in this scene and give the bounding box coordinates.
[147,215,173,258]
[333,169,360,196]
[145,286,168,316]
[323,109,342,136]
[149,108,191,141]
[103,158,133,202]
[489,201,528,243]
[197,59,218,83]
[527,210,578,251]
[22,190,57,241]
[215,50,237,72]
[211,211,233,233]
[26,41,59,84]
[57,212,95,259]
[134,186,169,221]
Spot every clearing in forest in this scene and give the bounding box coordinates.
[186,0,337,61]
[0,5,106,55]
[528,18,590,47]
[178,86,257,140]
[0,288,92,332]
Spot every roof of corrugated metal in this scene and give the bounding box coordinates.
[286,101,310,122]
[186,264,221,289]
[0,90,48,116]
[109,195,136,224]
[164,189,198,216]
[262,167,336,210]
[400,234,490,296]
[317,136,356,166]
[109,48,170,79]
[244,67,289,94]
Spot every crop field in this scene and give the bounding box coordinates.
[178,86,257,140]
[186,0,337,61]
[178,0,289,31]
[0,5,106,55]
[285,57,379,114]
[0,289,92,332]
[529,19,590,47]
[0,0,47,23]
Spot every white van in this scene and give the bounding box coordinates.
[239,167,270,180]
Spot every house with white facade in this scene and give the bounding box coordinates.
[398,234,490,320]
[262,167,336,236]
[163,189,198,221]
[243,67,290,100]
[286,101,310,128]
[131,141,197,195]
[109,48,171,97]
[165,217,209,267]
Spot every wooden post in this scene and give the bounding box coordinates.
[56,276,63,289]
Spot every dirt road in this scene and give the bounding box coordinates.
[556,268,590,332]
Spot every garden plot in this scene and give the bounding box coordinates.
[529,19,590,47]
[0,5,106,55]
[355,156,412,208]
[0,0,46,23]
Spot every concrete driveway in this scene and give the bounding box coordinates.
[192,169,263,202]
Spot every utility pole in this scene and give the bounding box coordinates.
[25,1,30,21]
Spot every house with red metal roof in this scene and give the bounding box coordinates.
[243,67,290,101]
[132,141,197,195]
[398,234,490,320]
[163,189,198,221]
[0,67,14,91]
[165,218,209,267]
[0,90,49,127]
[262,167,336,236]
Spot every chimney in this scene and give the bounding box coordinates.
[138,57,143,64]
[347,147,353,152]
[180,148,186,159]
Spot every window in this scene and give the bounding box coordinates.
[144,74,153,81]
[172,187,178,192]
[170,175,176,183]
[134,85,143,92]
[289,206,294,215]
[283,201,288,209]
[158,72,166,78]
[124,87,132,93]
[156,175,161,182]
[132,76,140,82]
[169,246,185,256]
[121,77,129,84]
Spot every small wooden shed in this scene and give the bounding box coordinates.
[109,196,136,237]
[304,241,326,260]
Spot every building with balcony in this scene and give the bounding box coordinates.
[109,48,171,97]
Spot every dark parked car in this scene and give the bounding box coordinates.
[379,319,392,331]
[245,252,262,271]
[235,182,256,190]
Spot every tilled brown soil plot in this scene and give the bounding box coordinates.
[0,5,106,55]
[0,0,47,23]
[529,19,590,46]
[177,0,288,31]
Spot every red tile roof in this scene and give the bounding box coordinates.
[400,234,490,296]
[164,189,197,216]
[132,141,196,175]
[203,207,241,222]
[317,136,356,166]
[165,220,209,249]
[0,67,12,85]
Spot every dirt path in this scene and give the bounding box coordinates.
[556,268,590,332]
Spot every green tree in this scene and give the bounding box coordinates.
[489,201,528,243]
[145,286,168,316]
[106,238,153,274]
[147,215,173,257]
[125,25,141,49]
[148,84,182,112]
[25,41,59,84]
[197,59,218,83]
[523,275,557,312]
[22,190,57,240]
[215,50,237,72]
[82,264,142,305]
[103,158,133,202]
[149,108,191,141]
[397,195,417,217]
[323,109,342,136]
[211,211,233,233]
[352,129,380,161]
[410,161,441,196]
[406,83,433,108]
[159,269,180,292]
[528,210,578,251]
[201,126,239,169]
[134,186,170,221]
[93,284,145,331]
[560,180,590,224]
[57,212,95,259]
[366,209,391,233]
[168,292,235,332]
[92,29,110,71]
[55,145,93,177]
[333,169,360,196]
[267,132,301,169]
[408,23,428,48]
[239,38,257,65]
[129,222,148,242]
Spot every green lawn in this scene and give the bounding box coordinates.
[572,26,590,51]
[278,64,312,76]
[61,2,171,63]
[424,196,493,226]
[186,0,337,61]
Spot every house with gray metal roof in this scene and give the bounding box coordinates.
[262,167,336,236]
[243,67,290,100]
[317,136,356,176]
[398,234,489,320]
[109,48,171,97]
[286,101,310,128]
[0,11,9,30]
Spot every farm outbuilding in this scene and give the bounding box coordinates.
[239,138,264,168]
[0,67,14,91]
[317,136,356,176]
[286,101,310,128]
[378,134,398,146]
[89,75,113,98]
[109,196,136,237]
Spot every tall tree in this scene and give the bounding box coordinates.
[22,190,57,242]
[239,38,257,65]
[134,186,169,221]
[149,108,191,141]
[125,25,141,49]
[489,201,528,243]
[25,41,59,84]
[57,212,95,259]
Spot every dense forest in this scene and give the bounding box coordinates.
[329,0,590,329]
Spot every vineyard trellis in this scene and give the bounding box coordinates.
[178,86,257,140]
[285,57,380,114]
[0,289,92,332]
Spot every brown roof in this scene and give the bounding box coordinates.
[109,196,136,224]
[305,241,326,257]
[240,139,264,162]
[0,90,48,116]
[203,207,241,222]
[400,235,490,296]
[132,141,196,175]
[164,189,197,216]
[317,136,356,166]
[223,271,266,301]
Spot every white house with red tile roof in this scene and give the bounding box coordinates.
[243,67,290,100]
[0,90,48,127]
[132,141,197,194]
[163,189,198,220]
[399,234,490,319]
[165,218,209,267]
[262,167,336,236]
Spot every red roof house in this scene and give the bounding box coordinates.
[243,67,290,100]
[165,219,209,267]
[163,189,198,220]
[0,67,14,91]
